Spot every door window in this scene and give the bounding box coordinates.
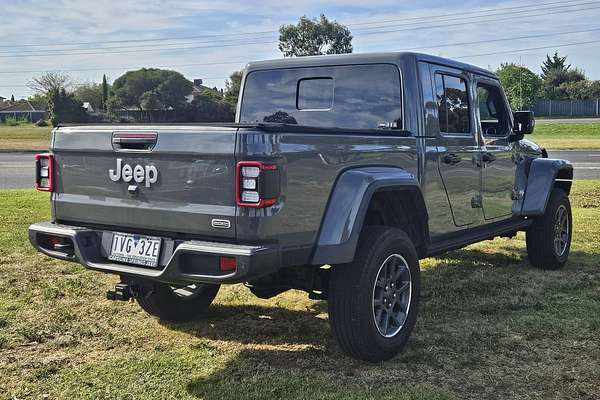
[434,73,470,134]
[476,83,510,138]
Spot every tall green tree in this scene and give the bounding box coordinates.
[541,52,571,81]
[111,68,192,110]
[540,52,587,99]
[279,15,353,57]
[224,70,243,108]
[101,74,109,113]
[496,63,542,110]
[47,88,87,126]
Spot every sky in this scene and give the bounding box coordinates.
[1,0,600,99]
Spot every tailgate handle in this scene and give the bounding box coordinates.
[112,132,158,151]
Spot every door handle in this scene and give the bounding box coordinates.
[482,152,497,163]
[443,153,462,165]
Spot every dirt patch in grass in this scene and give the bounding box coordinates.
[1,184,599,399]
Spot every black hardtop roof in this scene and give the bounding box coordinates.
[245,52,497,79]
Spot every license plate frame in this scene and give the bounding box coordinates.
[108,232,162,268]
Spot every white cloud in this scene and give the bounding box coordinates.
[1,0,599,99]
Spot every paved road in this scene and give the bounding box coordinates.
[0,151,599,189]
[0,153,36,189]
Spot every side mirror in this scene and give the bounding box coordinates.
[513,111,535,135]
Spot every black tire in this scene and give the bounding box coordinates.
[134,280,220,321]
[328,226,420,362]
[526,188,572,270]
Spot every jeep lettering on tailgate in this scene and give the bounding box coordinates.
[109,158,158,187]
[29,52,573,362]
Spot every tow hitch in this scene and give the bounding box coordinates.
[106,283,134,301]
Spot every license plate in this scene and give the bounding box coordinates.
[108,233,162,267]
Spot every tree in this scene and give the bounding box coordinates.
[101,74,109,113]
[73,82,103,112]
[186,89,234,122]
[496,63,542,110]
[47,88,87,126]
[111,68,192,111]
[541,52,571,81]
[10,94,14,102]
[27,72,71,96]
[224,70,243,108]
[278,15,353,57]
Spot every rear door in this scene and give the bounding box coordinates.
[52,125,238,238]
[474,77,517,220]
[432,66,482,227]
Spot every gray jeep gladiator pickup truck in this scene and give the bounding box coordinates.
[29,52,573,362]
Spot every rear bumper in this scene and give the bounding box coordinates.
[28,221,281,284]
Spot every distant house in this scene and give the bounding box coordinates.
[185,78,222,103]
[0,96,6,102]
[0,100,47,123]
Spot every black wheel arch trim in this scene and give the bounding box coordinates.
[311,166,429,265]
[521,158,573,217]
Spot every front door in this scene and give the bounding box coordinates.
[475,79,517,220]
[433,67,482,227]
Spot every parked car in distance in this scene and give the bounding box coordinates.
[30,52,573,362]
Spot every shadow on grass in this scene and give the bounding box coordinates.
[161,246,596,400]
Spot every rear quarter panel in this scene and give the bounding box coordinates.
[236,129,419,263]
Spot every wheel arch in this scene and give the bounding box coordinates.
[521,158,573,217]
[311,166,429,265]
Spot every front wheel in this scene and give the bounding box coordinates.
[328,226,420,362]
[526,188,572,270]
[134,280,220,321]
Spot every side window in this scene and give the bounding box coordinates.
[434,73,470,134]
[476,82,510,137]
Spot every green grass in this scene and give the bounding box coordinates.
[1,122,600,152]
[0,124,52,151]
[530,122,600,149]
[1,186,600,399]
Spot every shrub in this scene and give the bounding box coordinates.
[3,115,30,126]
[35,119,49,127]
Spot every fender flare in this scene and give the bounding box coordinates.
[521,158,573,217]
[311,166,427,265]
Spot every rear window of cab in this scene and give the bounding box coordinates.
[239,64,402,130]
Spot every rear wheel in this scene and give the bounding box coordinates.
[526,188,572,270]
[134,280,220,321]
[328,226,420,362]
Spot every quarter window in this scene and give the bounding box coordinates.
[476,83,510,138]
[435,73,470,134]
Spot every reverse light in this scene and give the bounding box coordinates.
[35,153,54,192]
[236,161,280,208]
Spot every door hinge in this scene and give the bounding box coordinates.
[471,194,482,208]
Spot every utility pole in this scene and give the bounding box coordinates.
[519,56,523,111]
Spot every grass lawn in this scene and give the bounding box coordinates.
[0,122,600,151]
[1,183,599,399]
[528,122,600,150]
[0,124,51,152]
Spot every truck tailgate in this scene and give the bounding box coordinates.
[51,125,237,238]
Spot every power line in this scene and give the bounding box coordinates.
[455,38,600,58]
[351,0,600,32]
[0,0,593,50]
[392,26,600,52]
[1,3,599,59]
[2,25,600,75]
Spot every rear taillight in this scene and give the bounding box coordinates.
[35,153,54,192]
[236,161,279,208]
